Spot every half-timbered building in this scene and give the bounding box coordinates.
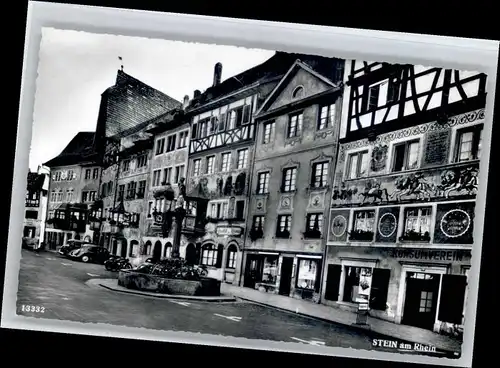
[184,53,309,283]
[322,60,487,336]
[241,57,344,303]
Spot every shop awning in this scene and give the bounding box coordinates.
[90,199,103,210]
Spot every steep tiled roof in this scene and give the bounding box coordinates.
[188,51,344,109]
[26,172,45,192]
[43,132,98,168]
[103,70,182,138]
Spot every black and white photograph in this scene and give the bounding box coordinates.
[2,2,498,367]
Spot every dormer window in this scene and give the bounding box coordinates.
[292,86,304,99]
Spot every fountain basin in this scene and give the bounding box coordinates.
[117,270,221,296]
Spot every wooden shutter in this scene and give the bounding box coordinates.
[369,268,391,310]
[215,244,224,268]
[324,264,342,301]
[219,113,226,131]
[242,104,251,124]
[314,259,323,293]
[191,123,198,139]
[438,274,467,324]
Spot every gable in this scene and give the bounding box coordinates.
[268,67,333,112]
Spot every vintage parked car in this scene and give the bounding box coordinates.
[68,245,110,264]
[58,239,92,257]
[104,256,132,271]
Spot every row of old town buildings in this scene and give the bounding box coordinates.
[25,51,487,337]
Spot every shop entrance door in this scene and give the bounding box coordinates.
[402,272,440,330]
[243,255,263,289]
[279,257,294,296]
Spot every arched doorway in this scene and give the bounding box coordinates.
[185,243,197,264]
[129,240,139,257]
[144,241,152,256]
[226,243,238,269]
[153,241,162,261]
[120,239,128,258]
[84,235,92,243]
[164,242,173,259]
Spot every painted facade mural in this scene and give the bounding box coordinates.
[332,109,483,207]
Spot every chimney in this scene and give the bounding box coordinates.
[182,95,190,109]
[213,62,223,87]
[193,90,201,99]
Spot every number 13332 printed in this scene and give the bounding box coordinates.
[20,305,46,313]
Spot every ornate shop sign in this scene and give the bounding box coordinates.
[216,226,243,237]
[254,196,267,213]
[389,249,470,262]
[378,212,397,238]
[331,215,347,237]
[440,209,471,238]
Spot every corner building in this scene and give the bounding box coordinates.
[242,57,344,303]
[322,59,487,335]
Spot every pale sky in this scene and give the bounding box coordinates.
[30,28,275,171]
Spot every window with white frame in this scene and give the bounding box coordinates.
[192,159,201,176]
[401,206,432,242]
[178,130,189,148]
[350,210,375,241]
[137,180,146,198]
[311,161,329,188]
[367,83,380,110]
[201,244,218,266]
[56,190,63,202]
[209,201,228,219]
[305,213,323,238]
[162,167,172,185]
[136,154,147,168]
[166,134,177,152]
[84,169,91,179]
[256,171,270,194]
[174,165,185,184]
[281,167,297,192]
[296,259,319,290]
[221,153,231,172]
[318,103,336,130]
[263,121,276,144]
[387,78,401,103]
[226,244,237,269]
[81,191,88,203]
[93,168,99,179]
[392,139,420,172]
[347,151,369,179]
[155,138,165,155]
[66,189,74,202]
[50,190,57,202]
[287,112,303,138]
[122,159,130,172]
[118,185,125,200]
[206,156,215,174]
[276,214,292,238]
[152,169,161,187]
[455,125,483,162]
[252,215,265,231]
[237,149,249,169]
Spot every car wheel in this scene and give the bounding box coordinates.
[124,263,132,269]
[81,255,90,263]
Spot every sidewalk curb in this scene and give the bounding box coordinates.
[98,282,237,303]
[235,296,456,355]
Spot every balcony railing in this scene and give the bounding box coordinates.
[25,199,40,207]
